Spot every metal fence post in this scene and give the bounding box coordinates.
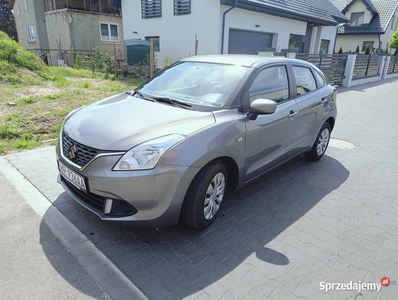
[365,53,372,77]
[394,56,397,73]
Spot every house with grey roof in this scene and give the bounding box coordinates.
[330,0,398,53]
[121,0,348,66]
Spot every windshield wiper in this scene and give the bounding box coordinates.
[152,97,194,110]
[127,90,155,102]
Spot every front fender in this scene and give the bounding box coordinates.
[159,110,246,184]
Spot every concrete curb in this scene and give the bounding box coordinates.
[0,157,148,300]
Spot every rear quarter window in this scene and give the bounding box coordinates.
[314,70,326,88]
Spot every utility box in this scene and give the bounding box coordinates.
[125,39,150,65]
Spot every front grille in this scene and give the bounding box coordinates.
[62,133,100,167]
[61,176,105,212]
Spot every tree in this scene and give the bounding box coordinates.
[355,45,360,53]
[338,46,343,54]
[390,30,398,51]
[0,0,17,40]
[364,46,370,55]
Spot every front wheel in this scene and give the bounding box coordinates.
[305,122,331,161]
[181,162,227,230]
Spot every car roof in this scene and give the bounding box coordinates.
[182,54,309,68]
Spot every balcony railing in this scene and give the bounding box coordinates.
[44,0,121,16]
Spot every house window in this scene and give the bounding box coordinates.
[100,23,119,41]
[142,0,162,19]
[289,34,302,50]
[16,5,21,16]
[174,0,191,15]
[24,0,29,12]
[26,25,36,41]
[319,40,330,54]
[145,36,160,51]
[391,16,396,30]
[350,12,364,26]
[362,41,374,52]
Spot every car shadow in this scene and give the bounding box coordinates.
[40,154,349,299]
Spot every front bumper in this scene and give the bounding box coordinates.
[56,147,199,228]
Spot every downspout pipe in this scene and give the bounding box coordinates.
[221,0,238,54]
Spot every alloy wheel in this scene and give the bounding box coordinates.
[203,172,225,220]
[317,128,330,156]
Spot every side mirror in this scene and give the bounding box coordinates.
[248,99,277,120]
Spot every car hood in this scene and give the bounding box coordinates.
[63,93,215,150]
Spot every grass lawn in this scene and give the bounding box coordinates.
[0,67,143,155]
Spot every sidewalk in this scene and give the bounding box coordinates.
[0,169,110,300]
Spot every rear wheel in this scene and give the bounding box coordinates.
[305,122,331,161]
[182,162,227,229]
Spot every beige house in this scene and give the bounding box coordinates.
[8,0,124,65]
[330,0,398,54]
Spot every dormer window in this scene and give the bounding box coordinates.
[350,12,364,26]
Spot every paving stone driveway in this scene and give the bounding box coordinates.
[4,78,398,299]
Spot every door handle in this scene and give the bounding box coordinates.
[320,97,329,104]
[288,110,298,119]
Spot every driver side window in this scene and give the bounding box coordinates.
[249,66,289,104]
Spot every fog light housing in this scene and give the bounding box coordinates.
[104,199,113,214]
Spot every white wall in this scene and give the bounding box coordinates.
[221,6,307,53]
[121,0,222,65]
[319,26,338,54]
[121,0,339,65]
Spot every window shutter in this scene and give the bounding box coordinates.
[142,0,162,18]
[174,0,191,15]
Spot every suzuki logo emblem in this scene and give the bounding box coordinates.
[68,145,77,160]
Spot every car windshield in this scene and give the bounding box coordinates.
[138,62,249,108]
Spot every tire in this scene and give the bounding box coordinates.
[305,122,331,161]
[182,162,227,230]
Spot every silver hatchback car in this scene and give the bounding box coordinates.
[56,55,337,229]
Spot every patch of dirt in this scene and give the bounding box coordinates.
[32,116,63,134]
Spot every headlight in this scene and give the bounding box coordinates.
[113,134,185,171]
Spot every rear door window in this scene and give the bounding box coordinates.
[292,66,317,96]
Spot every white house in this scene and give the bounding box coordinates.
[120,0,348,65]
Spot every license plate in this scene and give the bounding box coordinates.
[59,161,87,192]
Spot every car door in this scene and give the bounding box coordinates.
[290,65,332,152]
[244,65,299,182]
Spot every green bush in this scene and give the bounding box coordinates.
[338,47,343,54]
[355,45,360,53]
[390,30,398,49]
[74,47,113,74]
[364,46,370,55]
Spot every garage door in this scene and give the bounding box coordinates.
[228,29,273,54]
